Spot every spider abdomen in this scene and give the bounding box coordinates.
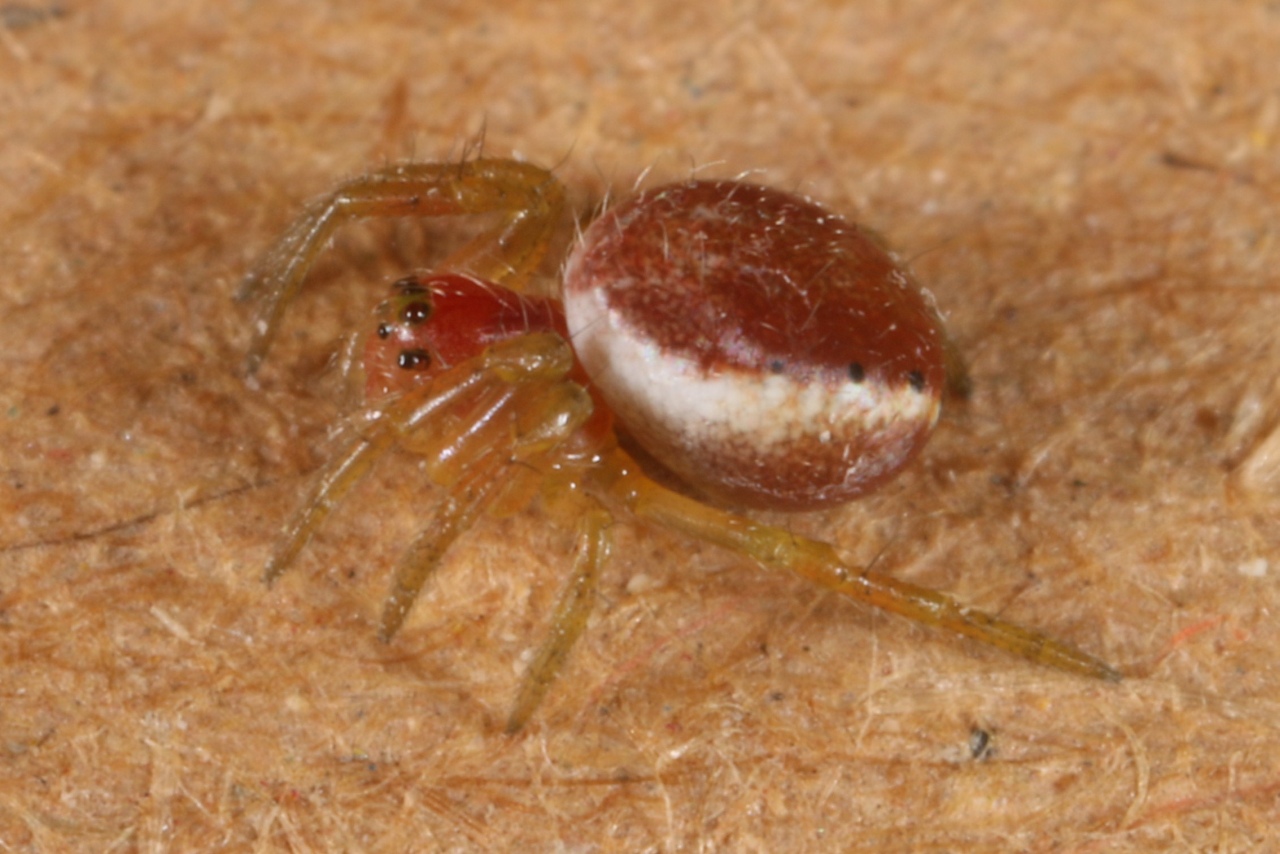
[563,180,946,511]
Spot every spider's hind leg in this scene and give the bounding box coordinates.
[606,448,1121,683]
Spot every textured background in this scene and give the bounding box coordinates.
[3,1,1279,850]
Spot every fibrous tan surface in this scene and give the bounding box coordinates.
[3,2,1280,850]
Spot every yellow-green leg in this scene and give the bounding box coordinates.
[260,334,573,584]
[602,448,1121,682]
[506,502,613,733]
[240,158,566,374]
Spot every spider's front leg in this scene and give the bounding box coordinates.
[239,158,566,374]
[600,449,1122,682]
[261,332,578,587]
[377,372,596,642]
[376,359,612,732]
[262,330,609,730]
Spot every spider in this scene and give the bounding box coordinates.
[240,157,1120,733]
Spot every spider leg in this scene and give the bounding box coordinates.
[378,449,518,641]
[240,158,566,374]
[601,449,1121,682]
[262,423,396,585]
[506,501,613,733]
[377,365,596,643]
[263,333,576,583]
[263,361,511,585]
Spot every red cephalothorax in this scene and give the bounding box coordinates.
[363,271,613,451]
[240,157,1119,733]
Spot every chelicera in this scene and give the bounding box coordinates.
[240,157,1119,732]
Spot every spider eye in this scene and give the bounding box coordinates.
[908,370,926,393]
[397,349,431,370]
[376,323,392,340]
[401,301,432,325]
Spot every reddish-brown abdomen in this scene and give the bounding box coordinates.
[563,180,946,510]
